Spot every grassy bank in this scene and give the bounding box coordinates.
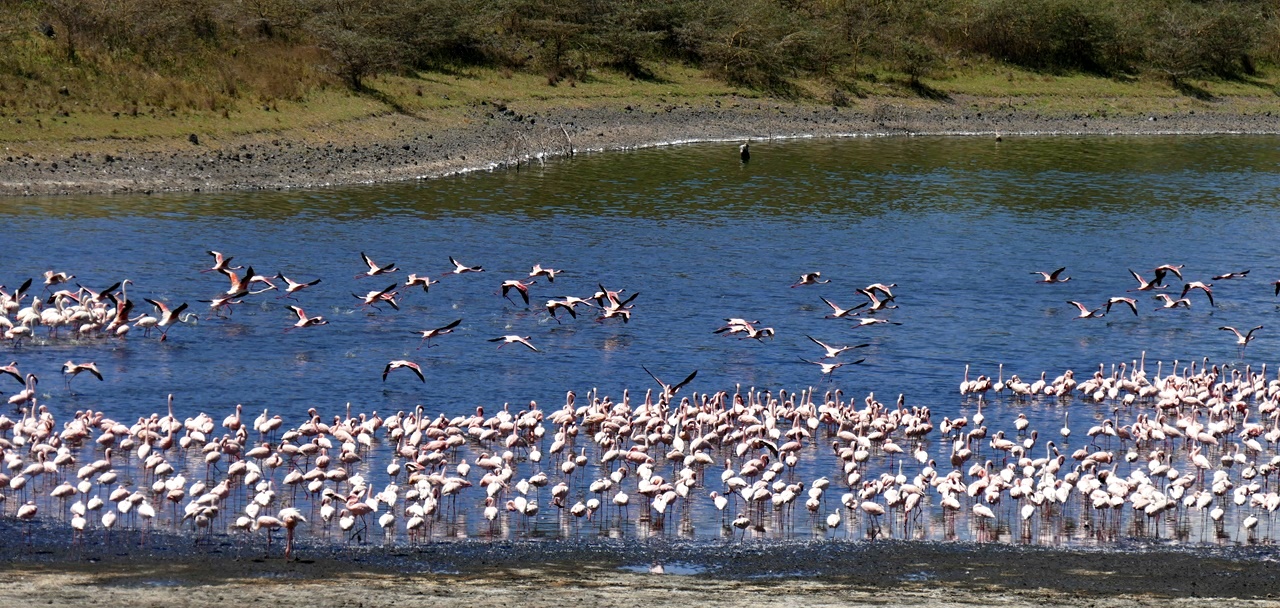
[2,0,1279,158]
[2,60,1278,156]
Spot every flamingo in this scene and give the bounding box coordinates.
[597,289,639,323]
[43,270,74,289]
[1220,325,1263,354]
[7,373,38,408]
[1180,281,1215,307]
[447,256,483,275]
[852,317,902,328]
[500,279,537,306]
[202,251,242,274]
[383,360,425,383]
[143,298,190,340]
[1152,264,1184,287]
[62,361,103,388]
[284,305,328,331]
[1031,267,1070,283]
[1127,269,1163,291]
[489,335,539,352]
[641,366,697,400]
[806,335,868,359]
[1105,297,1138,316]
[1067,300,1105,319]
[820,296,863,318]
[1154,294,1191,309]
[799,357,864,377]
[274,273,321,298]
[279,507,306,559]
[352,283,400,311]
[1211,270,1249,280]
[0,362,23,387]
[415,319,462,348]
[404,274,437,293]
[355,252,398,279]
[529,264,562,282]
[791,272,830,288]
[545,298,582,322]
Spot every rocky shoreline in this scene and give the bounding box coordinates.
[2,94,1279,197]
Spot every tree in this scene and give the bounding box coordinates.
[305,0,410,89]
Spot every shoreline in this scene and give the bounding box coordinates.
[2,94,1279,197]
[3,529,1280,606]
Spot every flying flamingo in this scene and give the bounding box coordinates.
[43,270,74,290]
[0,362,25,387]
[1180,281,1215,307]
[544,298,582,322]
[383,360,425,382]
[1105,297,1138,317]
[1220,325,1263,355]
[806,335,868,359]
[851,317,902,328]
[641,366,696,401]
[863,283,897,299]
[1211,270,1249,280]
[856,288,897,312]
[62,361,102,389]
[800,357,864,377]
[500,279,537,306]
[355,252,399,279]
[489,335,539,352]
[1127,269,1163,291]
[404,274,437,293]
[274,273,321,298]
[284,305,328,331]
[1152,264,1184,287]
[352,283,400,311]
[791,272,830,288]
[202,251,242,274]
[1031,267,1070,283]
[820,296,864,318]
[1154,294,1191,309]
[143,298,190,340]
[1067,301,1105,319]
[415,319,462,348]
[529,264,562,282]
[447,256,483,275]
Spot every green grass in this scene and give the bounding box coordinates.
[2,55,1278,157]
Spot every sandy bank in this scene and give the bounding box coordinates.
[1,95,1278,197]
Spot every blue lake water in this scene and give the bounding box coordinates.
[4,134,1280,545]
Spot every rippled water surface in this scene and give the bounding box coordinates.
[5,134,1280,546]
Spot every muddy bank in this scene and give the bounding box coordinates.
[1,95,1278,197]
[3,516,1280,607]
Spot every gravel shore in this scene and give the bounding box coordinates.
[2,94,1278,197]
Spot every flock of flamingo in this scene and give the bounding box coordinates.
[3,251,1280,561]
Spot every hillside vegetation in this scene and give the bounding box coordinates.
[1,0,1278,143]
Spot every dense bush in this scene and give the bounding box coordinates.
[0,0,1275,109]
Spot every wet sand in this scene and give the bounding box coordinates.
[1,94,1279,197]
[4,517,1280,607]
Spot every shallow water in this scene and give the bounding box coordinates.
[4,134,1280,546]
